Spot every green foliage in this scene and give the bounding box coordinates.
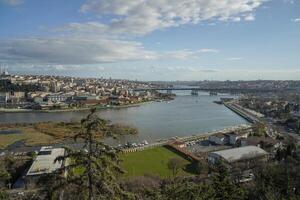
[212,163,246,200]
[110,123,138,136]
[252,123,267,137]
[275,137,298,161]
[0,156,15,187]
[195,160,209,175]
[252,158,300,200]
[0,165,11,183]
[0,190,8,200]
[159,181,215,200]
[41,108,135,200]
[167,157,185,177]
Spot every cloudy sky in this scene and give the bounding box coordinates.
[0,0,299,80]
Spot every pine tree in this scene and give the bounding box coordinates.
[212,162,246,200]
[41,108,135,200]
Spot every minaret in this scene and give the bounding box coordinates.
[4,66,8,75]
[0,65,4,76]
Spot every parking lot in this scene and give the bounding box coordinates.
[184,140,230,155]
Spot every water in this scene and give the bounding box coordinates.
[0,91,247,145]
[0,130,22,135]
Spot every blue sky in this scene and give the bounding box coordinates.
[0,0,299,80]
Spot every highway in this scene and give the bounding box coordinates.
[225,101,300,142]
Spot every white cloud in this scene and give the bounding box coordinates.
[227,57,244,61]
[0,37,157,64]
[0,0,23,6]
[283,0,294,4]
[58,22,108,36]
[293,18,300,22]
[1,0,267,66]
[244,14,255,21]
[199,49,219,53]
[164,48,219,60]
[165,50,199,60]
[80,0,266,35]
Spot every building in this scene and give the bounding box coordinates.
[208,146,268,168]
[25,146,66,188]
[46,93,71,103]
[172,141,186,148]
[209,128,251,146]
[209,133,228,145]
[0,92,10,103]
[9,91,26,103]
[239,136,278,149]
[0,91,25,103]
[227,131,249,146]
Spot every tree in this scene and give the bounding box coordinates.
[167,157,185,177]
[252,122,267,137]
[0,190,8,200]
[0,169,9,200]
[195,160,209,175]
[275,137,298,161]
[252,160,300,200]
[42,108,135,200]
[212,162,246,200]
[0,164,11,186]
[160,181,215,200]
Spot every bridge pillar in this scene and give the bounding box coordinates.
[167,89,172,94]
[191,89,199,96]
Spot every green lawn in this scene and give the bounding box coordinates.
[120,146,196,178]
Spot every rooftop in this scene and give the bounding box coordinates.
[26,146,65,176]
[210,146,268,163]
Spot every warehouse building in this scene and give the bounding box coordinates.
[208,146,268,168]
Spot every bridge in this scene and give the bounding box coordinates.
[133,87,284,94]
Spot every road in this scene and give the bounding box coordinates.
[228,101,300,143]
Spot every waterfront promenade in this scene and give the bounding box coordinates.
[223,102,262,123]
[121,124,251,154]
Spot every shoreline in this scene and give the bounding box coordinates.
[0,101,153,114]
[0,96,248,152]
[0,124,251,153]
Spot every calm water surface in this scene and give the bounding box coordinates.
[0,91,247,144]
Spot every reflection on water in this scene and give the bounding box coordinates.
[0,91,247,144]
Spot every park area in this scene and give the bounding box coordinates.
[0,121,137,149]
[120,146,197,178]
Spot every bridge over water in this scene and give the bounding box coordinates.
[133,87,282,94]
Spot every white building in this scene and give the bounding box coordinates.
[25,146,66,188]
[47,93,71,103]
[208,146,268,167]
[227,132,249,146]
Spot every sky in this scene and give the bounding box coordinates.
[0,0,299,81]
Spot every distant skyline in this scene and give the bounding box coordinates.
[0,0,300,80]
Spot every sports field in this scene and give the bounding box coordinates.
[120,146,195,178]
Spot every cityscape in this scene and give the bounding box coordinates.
[1,0,300,200]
